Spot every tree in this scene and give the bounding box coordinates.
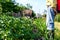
[0,0,15,13]
[26,4,32,9]
[0,0,29,13]
[0,3,2,13]
[32,11,36,17]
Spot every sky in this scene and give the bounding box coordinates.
[15,0,46,15]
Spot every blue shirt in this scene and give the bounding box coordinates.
[46,6,55,30]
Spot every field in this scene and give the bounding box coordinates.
[0,14,60,40]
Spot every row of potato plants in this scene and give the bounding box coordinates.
[0,15,60,40]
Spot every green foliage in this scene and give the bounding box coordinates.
[1,2,14,13]
[0,0,28,13]
[0,14,60,40]
[0,3,2,13]
[0,15,47,40]
[33,18,47,39]
[26,4,32,9]
[0,0,15,13]
[55,14,60,22]
[0,0,12,2]
[32,11,36,17]
[54,28,60,40]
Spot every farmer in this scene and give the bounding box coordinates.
[46,1,57,40]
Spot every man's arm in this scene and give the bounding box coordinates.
[53,9,57,16]
[52,7,57,16]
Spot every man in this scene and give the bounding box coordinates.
[46,1,57,40]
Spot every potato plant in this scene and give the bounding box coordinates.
[0,15,60,40]
[0,15,46,40]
